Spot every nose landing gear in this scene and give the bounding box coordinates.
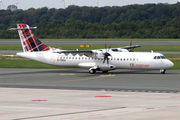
[160,69,166,74]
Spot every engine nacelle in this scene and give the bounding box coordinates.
[91,50,104,58]
[112,48,129,52]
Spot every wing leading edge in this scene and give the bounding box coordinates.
[58,45,141,56]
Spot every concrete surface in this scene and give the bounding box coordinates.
[0,88,180,120]
[1,69,180,120]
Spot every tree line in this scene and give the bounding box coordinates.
[1,3,180,39]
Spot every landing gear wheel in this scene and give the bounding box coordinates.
[160,69,166,74]
[89,69,96,74]
[102,71,108,73]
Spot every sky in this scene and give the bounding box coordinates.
[0,0,179,10]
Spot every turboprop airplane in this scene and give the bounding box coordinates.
[9,24,174,74]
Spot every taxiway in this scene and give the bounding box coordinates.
[0,68,180,92]
[0,69,180,120]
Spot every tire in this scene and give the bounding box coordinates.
[102,71,108,73]
[89,69,96,74]
[161,71,165,74]
[160,69,166,74]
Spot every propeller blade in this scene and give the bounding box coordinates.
[108,45,111,52]
[102,43,111,65]
[129,41,134,52]
[107,57,109,65]
[103,56,107,63]
[105,43,107,52]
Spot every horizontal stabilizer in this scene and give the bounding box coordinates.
[9,27,37,30]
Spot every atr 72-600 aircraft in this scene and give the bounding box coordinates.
[10,24,174,74]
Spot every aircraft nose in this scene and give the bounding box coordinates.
[168,60,174,68]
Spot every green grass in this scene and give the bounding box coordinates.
[0,44,180,51]
[137,45,180,51]
[170,60,180,70]
[0,59,179,69]
[0,59,60,69]
[1,38,180,41]
[164,54,180,58]
[0,44,22,50]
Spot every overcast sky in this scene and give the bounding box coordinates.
[0,0,179,10]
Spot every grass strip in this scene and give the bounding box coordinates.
[1,39,180,41]
[0,44,180,51]
[170,60,180,70]
[0,59,60,69]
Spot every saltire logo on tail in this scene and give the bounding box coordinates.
[17,24,50,52]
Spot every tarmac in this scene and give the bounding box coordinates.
[0,69,180,92]
[0,69,180,120]
[1,88,180,120]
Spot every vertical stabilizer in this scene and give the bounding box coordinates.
[17,24,51,52]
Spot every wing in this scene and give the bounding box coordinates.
[121,45,141,49]
[57,45,141,57]
[58,50,105,59]
[58,50,93,56]
[111,45,141,52]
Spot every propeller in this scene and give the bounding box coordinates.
[103,43,111,64]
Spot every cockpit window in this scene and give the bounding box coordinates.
[153,56,166,59]
[160,56,166,59]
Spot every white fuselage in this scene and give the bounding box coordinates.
[17,51,174,71]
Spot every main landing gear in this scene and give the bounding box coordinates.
[89,68,109,74]
[160,69,166,74]
[89,69,96,74]
[102,71,108,73]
